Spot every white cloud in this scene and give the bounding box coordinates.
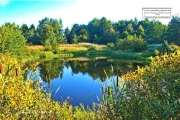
[0,0,10,7]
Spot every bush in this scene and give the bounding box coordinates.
[101,53,180,119]
[147,44,163,52]
[88,46,96,51]
[0,55,100,119]
[116,36,147,52]
[169,44,180,53]
[39,51,54,59]
[107,43,115,49]
[154,49,160,56]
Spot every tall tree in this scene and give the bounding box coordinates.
[88,18,100,43]
[37,17,64,51]
[68,24,80,44]
[0,23,26,56]
[98,17,118,44]
[136,25,145,37]
[139,19,167,44]
[125,23,134,35]
[167,15,180,45]
[64,27,71,43]
[20,24,29,39]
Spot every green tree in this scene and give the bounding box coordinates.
[167,15,180,45]
[140,19,167,44]
[76,28,88,42]
[116,35,147,52]
[37,17,62,52]
[64,27,71,43]
[51,19,66,43]
[88,18,100,43]
[98,17,118,44]
[132,36,147,52]
[125,23,134,35]
[0,23,26,56]
[136,25,145,37]
[68,24,80,44]
[20,23,29,39]
[72,34,78,44]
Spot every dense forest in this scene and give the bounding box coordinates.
[0,16,180,56]
[21,16,180,46]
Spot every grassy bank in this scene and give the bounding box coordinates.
[26,43,154,62]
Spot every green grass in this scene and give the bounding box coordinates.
[26,43,157,63]
[111,51,151,61]
[147,44,163,52]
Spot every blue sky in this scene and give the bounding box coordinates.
[0,0,179,29]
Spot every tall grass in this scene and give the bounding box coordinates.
[98,67,124,120]
[59,43,108,52]
[111,51,142,59]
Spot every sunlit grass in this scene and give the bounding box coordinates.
[59,43,108,52]
[59,45,88,52]
[27,45,44,51]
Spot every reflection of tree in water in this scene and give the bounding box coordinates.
[37,58,145,86]
[38,58,64,87]
[66,59,143,82]
[68,59,112,81]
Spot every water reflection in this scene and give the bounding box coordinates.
[26,58,145,106]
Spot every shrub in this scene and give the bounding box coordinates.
[39,51,54,59]
[147,44,163,52]
[107,43,115,49]
[169,44,180,53]
[88,46,96,51]
[100,52,180,119]
[0,55,100,119]
[154,49,160,56]
[120,53,180,119]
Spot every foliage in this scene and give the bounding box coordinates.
[111,51,150,61]
[39,51,54,59]
[153,49,160,56]
[100,53,180,119]
[107,43,115,49]
[132,37,147,52]
[116,35,147,52]
[17,16,180,49]
[162,40,170,53]
[147,44,163,52]
[88,46,96,51]
[0,23,27,57]
[168,43,180,53]
[167,15,180,45]
[0,54,101,119]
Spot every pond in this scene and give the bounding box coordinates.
[25,58,145,107]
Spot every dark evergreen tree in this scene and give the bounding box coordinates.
[167,15,180,45]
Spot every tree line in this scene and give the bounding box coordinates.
[0,16,180,55]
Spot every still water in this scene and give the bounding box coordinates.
[26,58,145,107]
